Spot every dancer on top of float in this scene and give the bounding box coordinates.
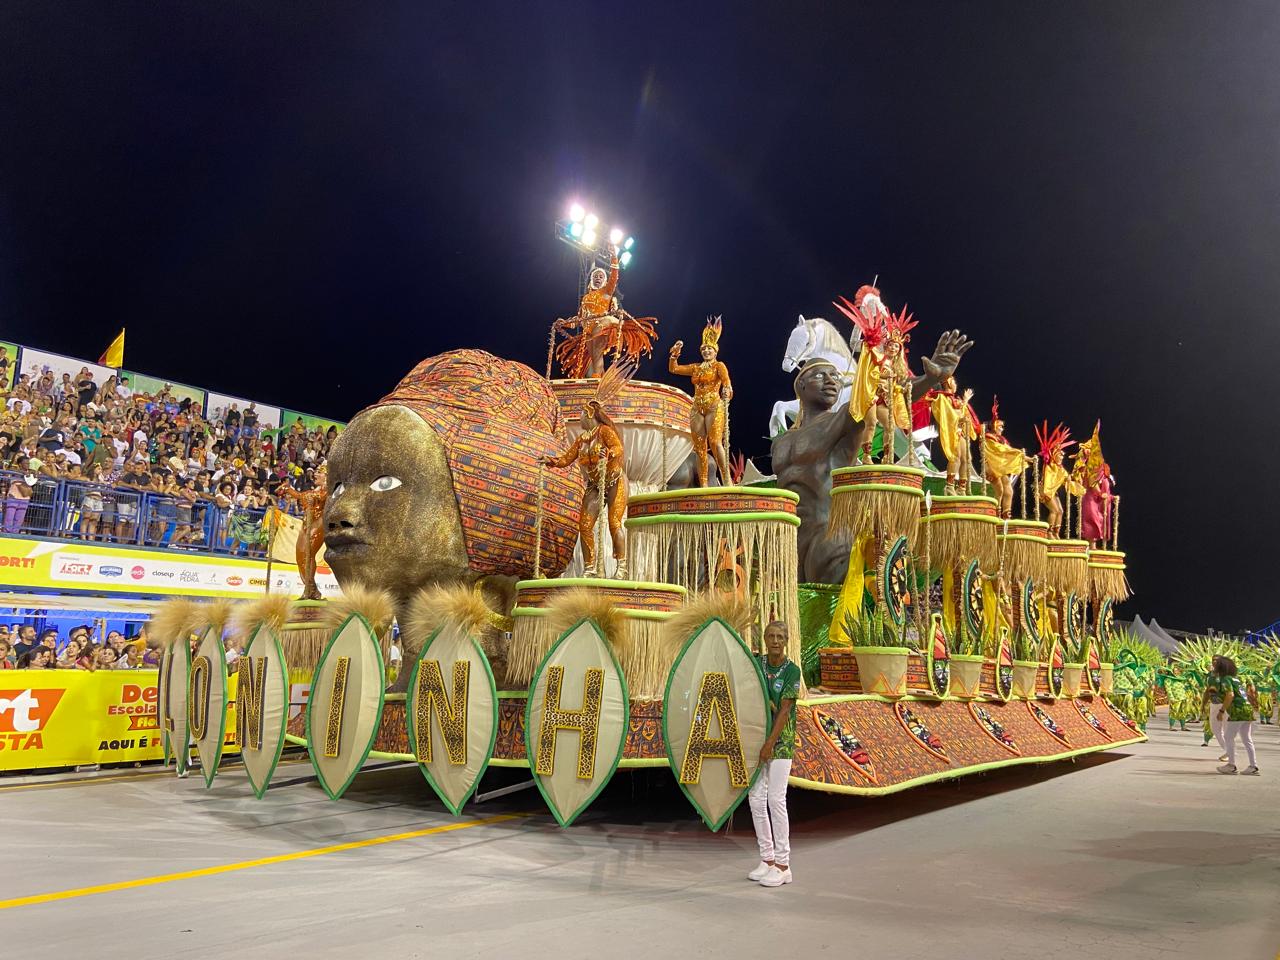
[553,246,658,379]
[832,285,915,465]
[982,397,1029,520]
[926,376,980,495]
[1035,421,1083,538]
[1072,421,1114,547]
[541,362,634,579]
[278,462,328,601]
[668,317,733,487]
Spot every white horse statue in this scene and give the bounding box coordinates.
[768,315,859,437]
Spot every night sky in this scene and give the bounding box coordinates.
[2,3,1277,633]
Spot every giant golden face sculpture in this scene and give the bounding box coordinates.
[322,349,584,613]
[323,405,471,603]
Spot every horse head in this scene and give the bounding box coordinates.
[781,315,817,372]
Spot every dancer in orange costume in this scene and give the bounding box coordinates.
[278,462,328,601]
[668,317,734,487]
[553,248,657,378]
[1035,421,1082,538]
[541,363,633,578]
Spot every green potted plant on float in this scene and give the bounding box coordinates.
[1061,631,1085,698]
[843,606,912,698]
[1096,630,1116,694]
[949,616,985,699]
[1011,626,1039,699]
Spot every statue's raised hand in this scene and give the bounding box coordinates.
[920,329,974,382]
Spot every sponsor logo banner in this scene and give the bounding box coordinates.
[0,535,339,599]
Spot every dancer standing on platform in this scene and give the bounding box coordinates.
[668,317,733,487]
[982,398,1029,519]
[748,621,801,888]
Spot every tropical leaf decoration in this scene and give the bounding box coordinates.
[1011,625,1037,663]
[950,613,982,657]
[841,606,904,649]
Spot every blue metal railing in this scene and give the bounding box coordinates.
[1,469,290,559]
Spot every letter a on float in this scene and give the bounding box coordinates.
[237,621,290,799]
[189,623,229,788]
[306,614,386,800]
[407,624,498,816]
[158,637,192,775]
[663,617,769,830]
[525,619,628,827]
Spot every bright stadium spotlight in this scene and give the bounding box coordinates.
[624,236,634,250]
[569,202,585,222]
[569,221,584,239]
[620,250,633,268]
[609,227,624,246]
[582,228,597,248]
[584,212,599,230]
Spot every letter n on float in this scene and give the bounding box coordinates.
[524,619,628,827]
[237,621,290,799]
[306,614,385,800]
[663,618,769,831]
[407,624,498,816]
[158,638,192,775]
[189,623,229,788]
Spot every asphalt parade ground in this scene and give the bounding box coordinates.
[1,715,1276,960]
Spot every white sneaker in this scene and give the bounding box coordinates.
[1217,763,1237,775]
[759,866,793,887]
[747,862,771,882]
[1241,765,1260,776]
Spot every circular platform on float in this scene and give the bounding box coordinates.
[626,485,799,526]
[512,577,687,614]
[997,519,1051,583]
[1045,538,1090,595]
[920,494,999,567]
[508,578,687,700]
[829,465,925,542]
[552,379,694,494]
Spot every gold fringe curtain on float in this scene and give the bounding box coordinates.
[1088,550,1132,602]
[627,519,800,666]
[996,523,1050,584]
[1045,541,1090,597]
[920,513,998,569]
[828,488,922,548]
[505,580,686,700]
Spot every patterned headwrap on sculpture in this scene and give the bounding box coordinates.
[372,349,584,577]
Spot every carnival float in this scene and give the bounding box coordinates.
[152,205,1145,829]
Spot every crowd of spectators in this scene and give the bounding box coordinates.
[0,356,338,553]
[0,622,158,670]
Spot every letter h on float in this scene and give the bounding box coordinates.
[534,665,604,779]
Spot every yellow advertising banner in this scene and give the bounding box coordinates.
[0,669,242,772]
[0,535,340,600]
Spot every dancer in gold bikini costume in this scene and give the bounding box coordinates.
[668,317,733,487]
[540,363,634,578]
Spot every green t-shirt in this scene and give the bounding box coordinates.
[1205,672,1225,704]
[1222,676,1254,722]
[759,655,802,760]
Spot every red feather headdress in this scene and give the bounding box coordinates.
[1034,420,1075,463]
[832,293,886,349]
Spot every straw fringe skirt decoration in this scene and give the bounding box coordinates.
[1045,539,1090,597]
[827,465,926,547]
[1088,549,1132,602]
[920,496,999,569]
[628,519,801,666]
[996,520,1051,584]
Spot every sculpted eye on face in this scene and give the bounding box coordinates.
[369,476,401,492]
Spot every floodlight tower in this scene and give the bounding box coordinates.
[555,202,635,300]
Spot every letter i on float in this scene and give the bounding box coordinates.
[407,623,498,816]
[663,617,771,831]
[525,619,628,827]
[158,637,192,775]
[306,614,385,800]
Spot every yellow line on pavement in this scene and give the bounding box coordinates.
[0,812,530,910]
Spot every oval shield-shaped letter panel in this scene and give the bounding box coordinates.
[663,618,769,831]
[407,625,498,816]
[927,613,951,697]
[238,623,291,799]
[189,625,229,788]
[306,614,386,800]
[158,641,191,774]
[525,619,629,827]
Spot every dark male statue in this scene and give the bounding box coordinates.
[772,330,974,585]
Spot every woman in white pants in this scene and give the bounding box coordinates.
[1216,657,1259,775]
[749,621,801,889]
